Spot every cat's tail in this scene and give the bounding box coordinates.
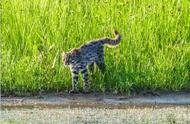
[102,29,121,47]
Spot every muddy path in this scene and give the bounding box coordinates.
[1,92,190,109]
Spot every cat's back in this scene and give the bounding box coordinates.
[80,40,103,53]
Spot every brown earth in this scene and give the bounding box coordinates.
[1,91,190,109]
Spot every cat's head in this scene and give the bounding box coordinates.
[62,49,80,66]
[62,52,70,65]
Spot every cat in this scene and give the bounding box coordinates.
[62,29,121,93]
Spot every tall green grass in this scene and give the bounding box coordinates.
[1,0,190,95]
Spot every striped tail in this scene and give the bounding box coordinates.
[102,29,121,46]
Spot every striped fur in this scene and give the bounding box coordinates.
[62,29,121,93]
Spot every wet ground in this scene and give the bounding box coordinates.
[1,92,190,124]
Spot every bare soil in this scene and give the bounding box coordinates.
[1,92,190,124]
[1,107,190,124]
[1,92,190,109]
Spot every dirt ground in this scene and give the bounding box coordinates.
[1,92,190,108]
[1,106,190,124]
[1,92,190,124]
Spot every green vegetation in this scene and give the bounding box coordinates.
[1,0,190,95]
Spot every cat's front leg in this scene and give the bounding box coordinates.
[70,69,79,94]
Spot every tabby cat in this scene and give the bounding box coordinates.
[62,29,121,93]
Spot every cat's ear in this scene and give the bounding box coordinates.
[71,49,79,56]
[62,51,66,56]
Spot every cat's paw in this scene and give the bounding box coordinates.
[69,89,78,94]
[82,90,90,94]
[82,86,90,94]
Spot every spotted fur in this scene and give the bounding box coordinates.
[62,29,121,93]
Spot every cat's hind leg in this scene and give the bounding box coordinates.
[96,56,106,74]
[96,62,106,73]
[96,49,106,73]
[70,69,79,94]
[89,62,95,73]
